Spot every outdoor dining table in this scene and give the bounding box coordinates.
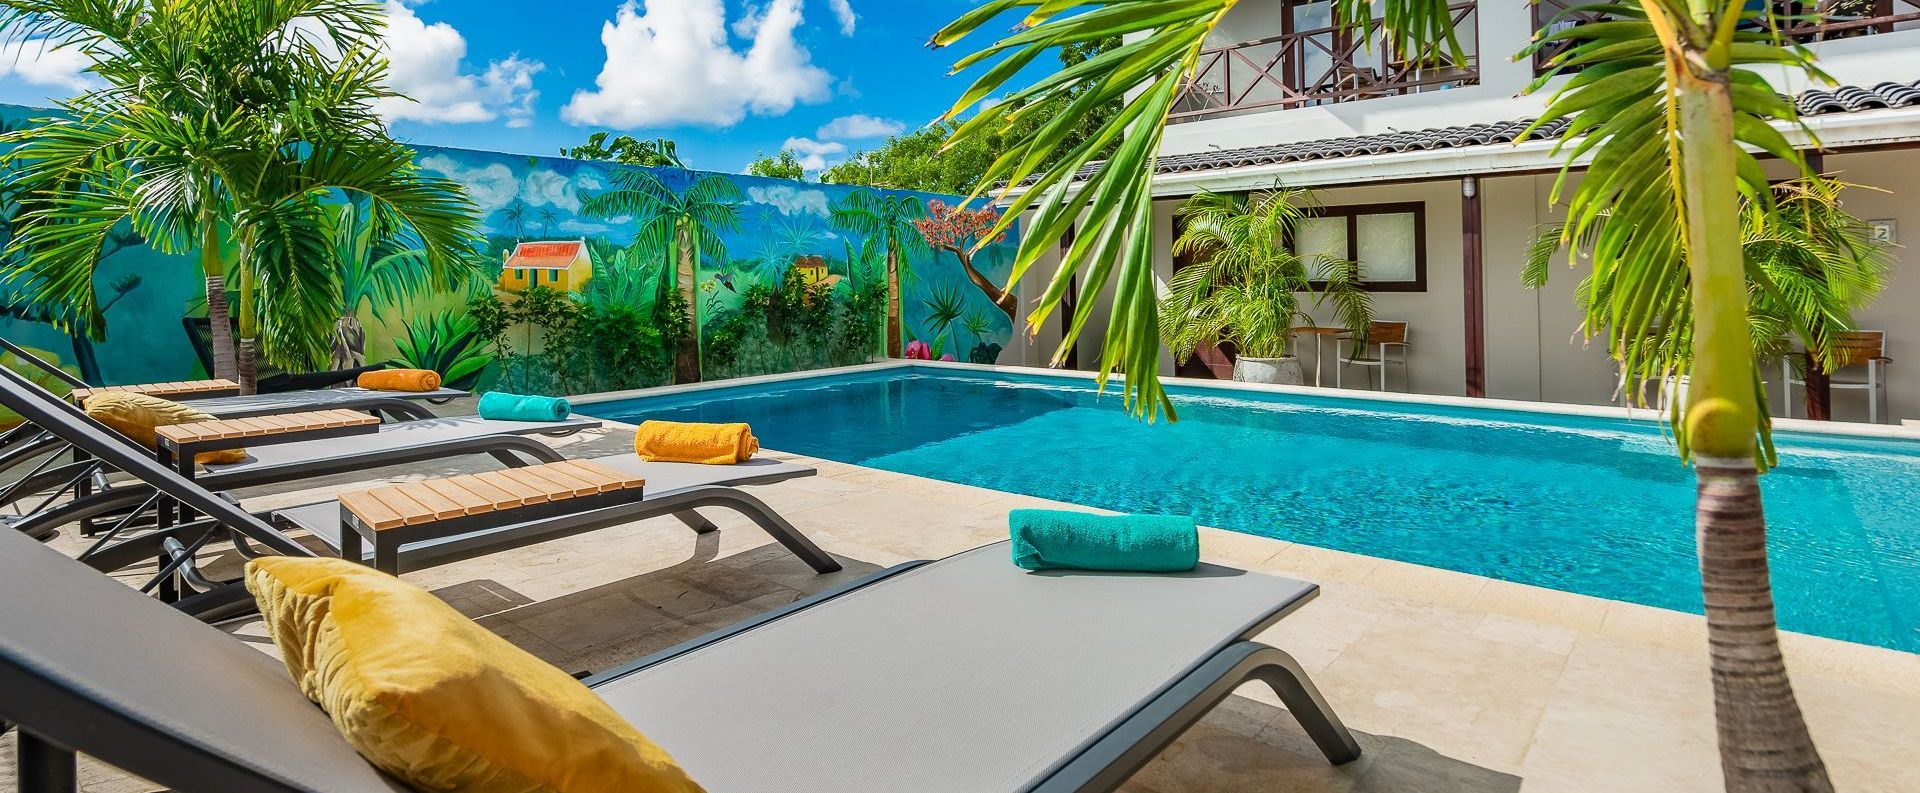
[1292,326,1349,387]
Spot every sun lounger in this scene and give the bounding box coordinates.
[0,338,469,506]
[0,367,837,617]
[0,369,591,541]
[0,509,1358,793]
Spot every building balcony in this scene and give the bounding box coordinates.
[1169,2,1481,123]
[1532,0,1920,74]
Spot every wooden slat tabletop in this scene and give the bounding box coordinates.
[71,379,240,403]
[339,460,647,532]
[154,408,378,445]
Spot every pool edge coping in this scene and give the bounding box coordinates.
[569,359,1920,444]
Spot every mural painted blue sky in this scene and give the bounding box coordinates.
[0,0,1009,174]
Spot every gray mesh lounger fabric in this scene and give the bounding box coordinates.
[187,387,467,418]
[272,456,816,565]
[199,415,595,477]
[591,543,1319,793]
[0,525,409,793]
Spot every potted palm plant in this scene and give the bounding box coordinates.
[1159,188,1372,385]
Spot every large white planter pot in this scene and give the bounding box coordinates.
[1232,356,1303,385]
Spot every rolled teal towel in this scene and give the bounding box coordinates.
[477,391,570,422]
[1009,509,1199,573]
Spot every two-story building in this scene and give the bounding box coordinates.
[1007,1,1920,424]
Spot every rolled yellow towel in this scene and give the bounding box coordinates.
[357,369,442,393]
[633,420,759,465]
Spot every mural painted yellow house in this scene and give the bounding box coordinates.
[498,240,594,293]
[792,255,842,290]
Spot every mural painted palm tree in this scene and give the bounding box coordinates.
[500,200,530,238]
[327,200,474,369]
[750,218,824,283]
[921,283,966,360]
[829,190,928,356]
[582,171,744,383]
[914,201,1013,319]
[538,207,559,237]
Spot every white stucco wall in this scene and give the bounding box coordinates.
[1088,152,1920,424]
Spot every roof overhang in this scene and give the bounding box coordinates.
[995,106,1920,206]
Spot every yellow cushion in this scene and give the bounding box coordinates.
[83,392,246,465]
[245,556,704,793]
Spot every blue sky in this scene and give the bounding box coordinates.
[0,0,1007,173]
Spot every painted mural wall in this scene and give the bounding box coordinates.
[0,103,1022,407]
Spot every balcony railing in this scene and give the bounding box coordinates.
[1533,0,1920,74]
[1169,2,1480,123]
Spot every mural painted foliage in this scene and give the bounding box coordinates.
[0,102,1022,408]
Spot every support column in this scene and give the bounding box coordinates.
[1802,149,1831,419]
[1058,225,1080,370]
[1462,176,1486,397]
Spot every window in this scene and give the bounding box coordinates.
[1293,202,1426,292]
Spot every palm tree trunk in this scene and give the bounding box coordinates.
[200,216,237,382]
[885,240,902,357]
[949,245,1017,318]
[673,224,702,384]
[1677,69,1832,792]
[236,256,260,396]
[237,336,258,396]
[332,314,366,370]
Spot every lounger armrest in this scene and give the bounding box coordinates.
[155,409,382,458]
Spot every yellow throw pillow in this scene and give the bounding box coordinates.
[83,392,247,465]
[246,556,704,793]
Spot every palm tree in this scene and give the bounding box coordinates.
[538,207,559,237]
[328,199,478,369]
[0,0,484,394]
[921,282,967,359]
[935,1,1841,787]
[830,190,929,356]
[1525,177,1891,414]
[1162,188,1371,366]
[500,200,530,238]
[582,171,744,383]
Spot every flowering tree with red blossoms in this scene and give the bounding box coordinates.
[914,200,1014,319]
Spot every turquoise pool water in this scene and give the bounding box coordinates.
[582,369,1920,652]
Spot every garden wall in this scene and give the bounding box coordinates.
[0,103,1022,406]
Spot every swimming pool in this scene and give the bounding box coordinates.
[581,367,1920,652]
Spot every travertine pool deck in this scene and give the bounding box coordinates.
[7,422,1918,792]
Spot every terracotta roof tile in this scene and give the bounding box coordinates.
[505,241,585,270]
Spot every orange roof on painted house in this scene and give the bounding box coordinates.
[504,241,586,269]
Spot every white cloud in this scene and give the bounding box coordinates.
[0,38,98,91]
[827,0,857,35]
[520,169,582,213]
[562,0,833,129]
[559,218,612,235]
[747,184,830,218]
[419,155,520,211]
[418,155,601,217]
[373,0,544,127]
[816,113,902,140]
[780,136,846,171]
